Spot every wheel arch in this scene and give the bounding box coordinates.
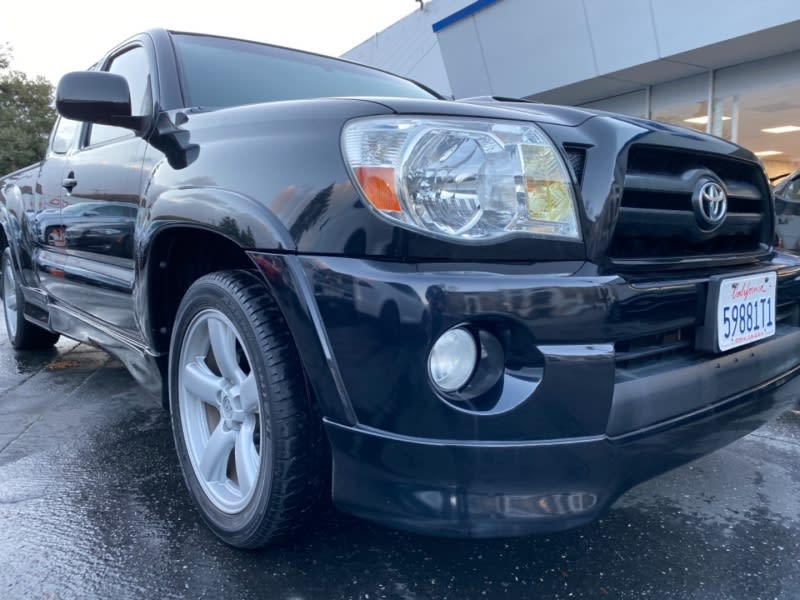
[144,187,296,252]
[0,186,24,277]
[139,186,295,351]
[0,209,28,293]
[141,196,354,425]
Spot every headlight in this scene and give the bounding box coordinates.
[342,117,580,242]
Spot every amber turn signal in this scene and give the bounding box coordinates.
[354,166,401,212]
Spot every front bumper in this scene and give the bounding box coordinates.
[250,252,800,536]
[325,336,800,537]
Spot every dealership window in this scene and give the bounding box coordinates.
[581,90,647,118]
[714,51,800,180]
[573,51,800,183]
[650,73,710,134]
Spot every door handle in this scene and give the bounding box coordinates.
[62,177,78,192]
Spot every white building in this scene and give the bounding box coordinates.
[344,0,800,178]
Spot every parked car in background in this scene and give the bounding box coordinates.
[774,169,800,251]
[35,201,136,257]
[2,29,800,549]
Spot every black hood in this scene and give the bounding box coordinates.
[350,96,596,127]
[457,95,600,127]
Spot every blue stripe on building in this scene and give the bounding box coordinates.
[431,0,503,33]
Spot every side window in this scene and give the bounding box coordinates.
[87,46,152,147]
[51,118,81,154]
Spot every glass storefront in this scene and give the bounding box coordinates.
[581,90,648,118]
[650,74,709,135]
[715,51,800,182]
[579,51,800,180]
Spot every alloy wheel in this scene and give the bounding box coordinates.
[177,309,264,514]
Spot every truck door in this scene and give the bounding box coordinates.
[24,117,81,297]
[56,44,151,339]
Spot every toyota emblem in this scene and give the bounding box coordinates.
[692,178,727,230]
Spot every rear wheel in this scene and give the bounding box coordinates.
[2,248,59,349]
[169,270,329,548]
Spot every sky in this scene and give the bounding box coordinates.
[0,0,419,84]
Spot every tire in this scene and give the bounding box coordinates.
[169,269,329,548]
[1,248,60,349]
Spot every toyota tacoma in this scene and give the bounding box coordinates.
[2,29,800,548]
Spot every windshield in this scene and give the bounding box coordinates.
[172,33,438,108]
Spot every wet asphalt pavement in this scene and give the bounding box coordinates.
[0,322,799,600]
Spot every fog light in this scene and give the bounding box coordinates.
[428,327,478,392]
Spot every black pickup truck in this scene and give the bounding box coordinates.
[2,29,800,548]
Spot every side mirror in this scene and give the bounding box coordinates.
[56,71,144,131]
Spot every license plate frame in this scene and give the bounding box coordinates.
[697,271,777,353]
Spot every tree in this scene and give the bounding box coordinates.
[0,44,56,174]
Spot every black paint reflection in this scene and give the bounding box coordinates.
[58,201,137,258]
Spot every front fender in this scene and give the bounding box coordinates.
[137,191,357,424]
[135,186,295,347]
[248,252,358,426]
[141,186,295,251]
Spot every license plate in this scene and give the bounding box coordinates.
[716,271,777,352]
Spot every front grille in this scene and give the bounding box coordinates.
[615,326,694,369]
[615,301,799,372]
[607,145,771,264]
[776,299,800,326]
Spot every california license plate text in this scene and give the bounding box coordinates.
[717,272,777,351]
